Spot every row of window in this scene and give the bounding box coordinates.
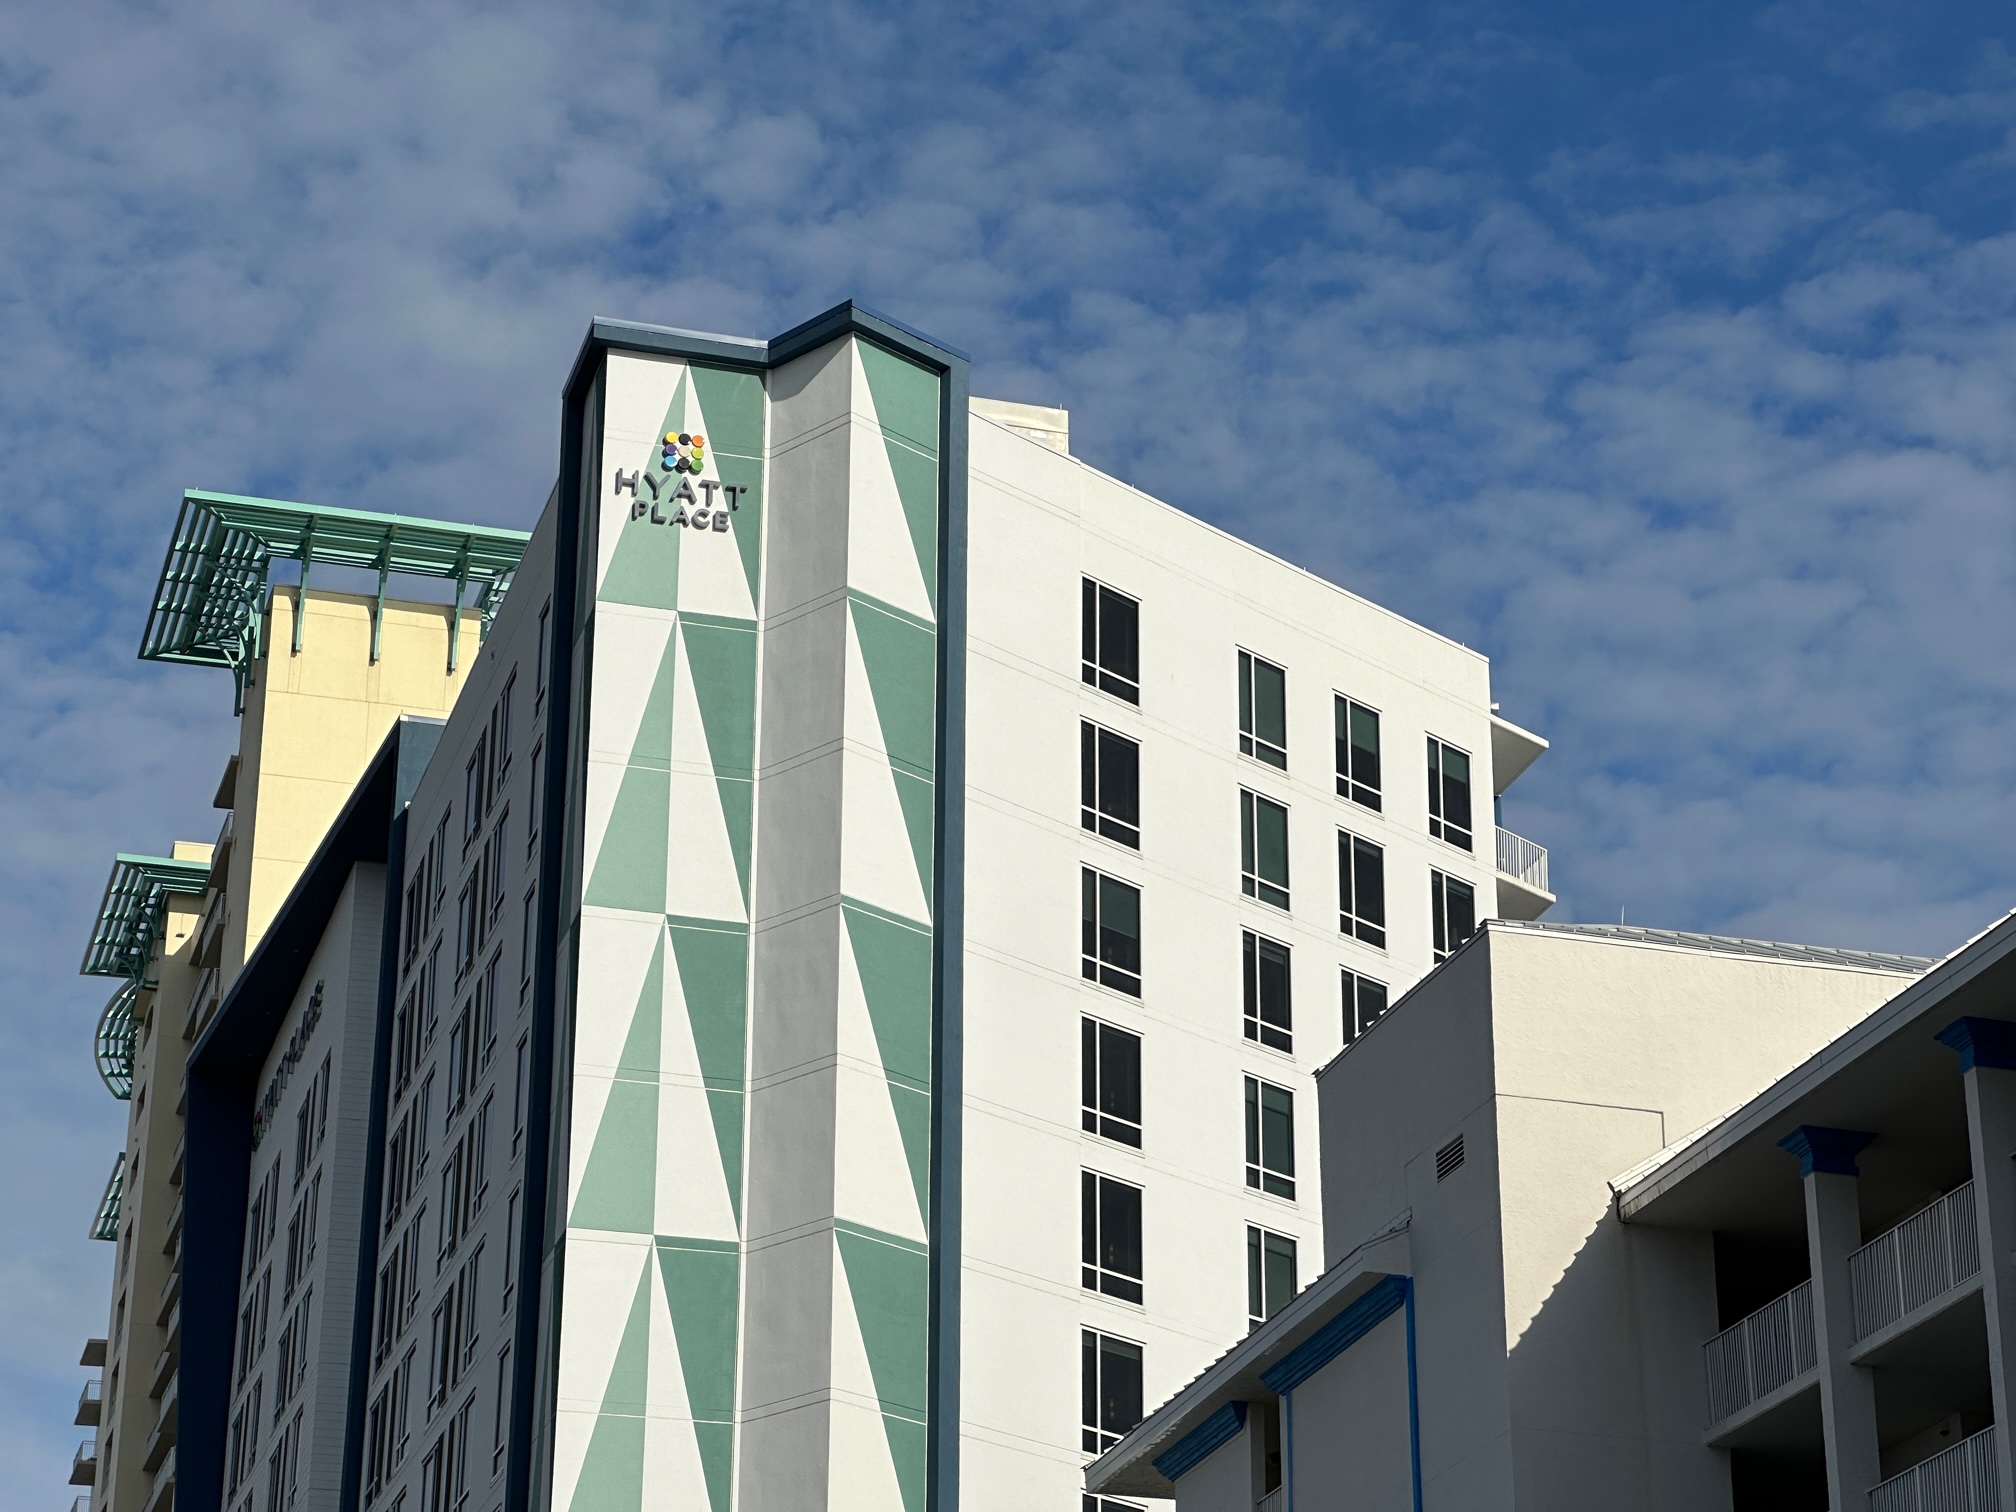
[1082,858,1475,1012]
[1082,577,1478,852]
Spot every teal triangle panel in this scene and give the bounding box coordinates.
[600,372,689,610]
[849,595,937,778]
[841,902,932,1090]
[834,1222,929,1419]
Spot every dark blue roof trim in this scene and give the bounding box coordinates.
[1936,1016,2016,1073]
[1261,1274,1410,1396]
[1153,1401,1248,1483]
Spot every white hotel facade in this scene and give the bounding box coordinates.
[67,302,1553,1512]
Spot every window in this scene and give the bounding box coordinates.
[486,815,510,922]
[1239,790,1290,909]
[1431,870,1476,964]
[456,881,478,978]
[1081,1018,1141,1147]
[502,1189,521,1315]
[1080,723,1141,849]
[1081,578,1139,703]
[1081,1330,1144,1454]
[1341,969,1390,1046]
[1237,651,1287,769]
[1337,831,1386,948]
[1081,869,1142,997]
[1082,1172,1144,1303]
[511,1037,529,1161]
[520,888,537,987]
[535,601,551,705]
[492,676,515,789]
[1244,1077,1296,1199]
[463,738,488,849]
[480,953,501,1064]
[1242,932,1292,1053]
[1334,696,1381,809]
[1247,1226,1298,1326]
[492,1346,512,1475]
[431,815,451,923]
[1427,736,1473,851]
[1086,1501,1144,1512]
[525,745,542,854]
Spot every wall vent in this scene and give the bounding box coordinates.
[1435,1134,1465,1182]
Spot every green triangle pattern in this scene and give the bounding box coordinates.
[888,769,936,916]
[583,629,679,911]
[680,618,757,905]
[566,1259,652,1512]
[667,919,749,1229]
[655,1233,739,1512]
[690,363,766,610]
[856,339,940,616]
[568,943,662,1233]
[600,370,689,610]
[835,1222,929,1512]
[843,902,932,1225]
[848,596,936,776]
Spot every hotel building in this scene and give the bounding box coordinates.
[62,303,1553,1512]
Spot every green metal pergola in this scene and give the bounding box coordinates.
[139,490,532,711]
[80,854,212,1099]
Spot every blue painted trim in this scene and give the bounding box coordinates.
[1936,1017,2016,1072]
[1404,1279,1423,1512]
[1776,1125,1877,1177]
[1152,1401,1248,1482]
[1261,1273,1411,1395]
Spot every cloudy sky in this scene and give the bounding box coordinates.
[3,0,2014,1492]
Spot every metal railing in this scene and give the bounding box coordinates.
[1703,1280,1816,1425]
[1256,1488,1286,1512]
[1495,827,1549,893]
[1870,1426,1997,1512]
[1850,1182,1980,1341]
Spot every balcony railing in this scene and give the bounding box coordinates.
[1850,1182,1980,1342]
[1495,827,1549,893]
[1703,1280,1816,1425]
[1256,1488,1286,1512]
[70,1441,97,1487]
[76,1377,102,1427]
[1870,1425,1997,1512]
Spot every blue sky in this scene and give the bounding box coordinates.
[3,0,2014,1494]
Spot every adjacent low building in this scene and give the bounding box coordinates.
[1084,914,2016,1511]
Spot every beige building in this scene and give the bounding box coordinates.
[70,493,526,1512]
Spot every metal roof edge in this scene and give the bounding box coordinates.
[1615,908,2016,1219]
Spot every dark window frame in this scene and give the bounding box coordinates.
[1431,870,1477,964]
[1081,867,1143,997]
[1240,789,1291,910]
[1081,578,1141,704]
[1081,1017,1143,1147]
[1247,1225,1299,1326]
[1337,830,1387,949]
[1244,1075,1297,1200]
[1081,1171,1145,1305]
[1241,931,1292,1054]
[1081,1329,1145,1454]
[1341,968,1391,1047]
[1238,650,1288,769]
[1080,721,1142,849]
[1427,736,1474,852]
[1334,695,1382,810]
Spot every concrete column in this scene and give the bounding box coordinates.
[1779,1125,1881,1512]
[1936,1016,2016,1512]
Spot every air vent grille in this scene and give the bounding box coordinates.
[1435,1134,1465,1182]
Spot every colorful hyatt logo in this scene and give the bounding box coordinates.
[613,429,747,532]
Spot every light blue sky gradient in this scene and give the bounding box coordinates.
[3,0,2013,1495]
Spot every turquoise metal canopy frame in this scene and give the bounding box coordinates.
[80,854,212,1098]
[139,490,531,711]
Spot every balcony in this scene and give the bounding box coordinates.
[1850,1182,1981,1345]
[1493,827,1555,922]
[74,1495,92,1512]
[1704,1280,1817,1428]
[140,1450,175,1512]
[1256,1487,1285,1512]
[69,1441,97,1487]
[75,1377,102,1427]
[1870,1425,1997,1512]
[141,1375,176,1472]
[155,1266,181,1328]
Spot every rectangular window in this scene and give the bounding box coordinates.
[526,745,542,855]
[463,738,487,849]
[1081,1330,1144,1454]
[1334,696,1382,809]
[1081,1172,1144,1304]
[1081,578,1140,704]
[492,1346,512,1475]
[1241,932,1292,1053]
[1080,868,1142,997]
[1239,790,1290,909]
[520,888,537,988]
[512,1036,529,1161]
[1427,737,1473,851]
[480,953,501,1063]
[1080,722,1141,849]
[1080,1018,1142,1147]
[535,600,551,705]
[1237,651,1287,769]
[431,816,451,923]
[1337,831,1386,948]
[1341,969,1391,1047]
[502,1188,520,1314]
[1246,1226,1299,1326]
[1244,1077,1296,1200]
[493,675,515,789]
[456,882,478,979]
[1431,870,1476,964]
